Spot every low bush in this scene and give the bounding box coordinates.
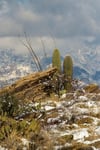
[0,91,19,117]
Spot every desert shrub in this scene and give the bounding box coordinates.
[27,119,40,135]
[17,120,29,136]
[0,115,17,140]
[3,129,21,150]
[0,91,19,117]
[29,130,53,150]
[84,84,99,93]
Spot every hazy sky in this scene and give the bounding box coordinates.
[0,0,100,55]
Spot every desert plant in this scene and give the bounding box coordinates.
[18,120,29,136]
[0,92,19,117]
[63,55,73,79]
[20,32,42,71]
[63,55,73,91]
[27,119,40,135]
[52,49,61,73]
[0,125,10,140]
[4,129,21,150]
[0,115,17,141]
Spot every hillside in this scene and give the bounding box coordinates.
[0,67,100,150]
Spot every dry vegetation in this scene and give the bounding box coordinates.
[0,68,100,150]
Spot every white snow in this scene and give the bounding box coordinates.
[76,107,89,114]
[54,143,71,150]
[17,65,31,72]
[73,128,89,141]
[95,126,100,135]
[44,106,55,111]
[86,101,95,107]
[83,139,100,145]
[21,138,29,146]
[47,117,61,124]
[92,107,100,114]
[0,146,8,150]
[61,94,66,99]
[79,96,88,101]
[92,146,100,150]
[56,102,64,109]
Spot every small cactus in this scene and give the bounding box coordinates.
[52,49,61,73]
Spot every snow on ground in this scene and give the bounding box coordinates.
[1,92,99,149]
[38,92,100,149]
[0,146,8,150]
[21,138,29,146]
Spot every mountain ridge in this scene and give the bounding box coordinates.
[0,49,100,87]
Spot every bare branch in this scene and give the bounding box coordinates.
[19,34,39,71]
[24,32,42,71]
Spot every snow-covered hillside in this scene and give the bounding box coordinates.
[0,49,34,87]
[0,92,100,149]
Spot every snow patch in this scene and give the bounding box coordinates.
[61,94,66,99]
[95,126,100,135]
[0,146,8,150]
[86,101,95,107]
[47,117,61,124]
[79,96,88,101]
[84,139,100,145]
[21,138,29,146]
[44,106,55,111]
[73,128,89,141]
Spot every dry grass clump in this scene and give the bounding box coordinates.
[0,114,42,149]
[90,141,100,149]
[56,134,73,145]
[56,142,94,150]
[76,117,93,125]
[84,84,99,93]
[2,129,22,150]
[28,130,54,150]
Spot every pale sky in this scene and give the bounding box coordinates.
[0,0,100,55]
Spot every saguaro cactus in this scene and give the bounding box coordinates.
[52,49,61,73]
[63,55,73,91]
[63,55,73,78]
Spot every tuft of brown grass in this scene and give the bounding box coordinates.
[84,84,100,93]
[2,129,22,150]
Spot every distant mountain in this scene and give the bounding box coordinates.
[92,71,100,81]
[69,49,100,84]
[0,49,100,87]
[73,66,90,82]
[41,55,99,84]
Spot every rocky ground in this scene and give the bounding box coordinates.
[0,91,100,150]
[27,92,100,150]
[0,68,100,150]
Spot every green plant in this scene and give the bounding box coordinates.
[0,115,17,140]
[18,120,28,136]
[0,92,19,117]
[3,129,21,150]
[63,55,73,91]
[27,119,40,135]
[0,125,11,140]
[63,55,73,79]
[52,49,61,73]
